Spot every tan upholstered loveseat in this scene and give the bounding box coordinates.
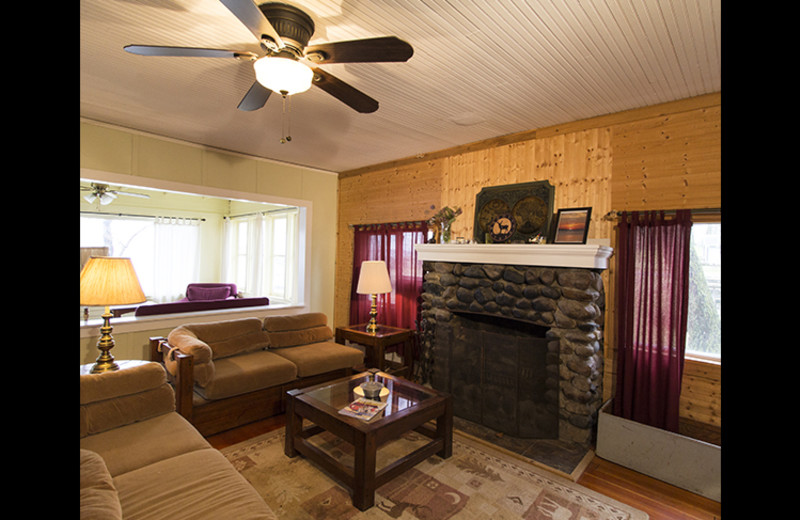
[80,361,276,519]
[150,312,364,436]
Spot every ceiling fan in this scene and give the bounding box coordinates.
[123,0,413,114]
[81,183,151,205]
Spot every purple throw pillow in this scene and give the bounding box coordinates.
[186,286,231,301]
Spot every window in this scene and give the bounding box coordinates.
[686,222,721,360]
[223,208,299,304]
[350,222,428,330]
[80,178,309,321]
[80,213,200,303]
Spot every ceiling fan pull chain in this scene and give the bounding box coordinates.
[280,93,292,144]
[286,94,292,142]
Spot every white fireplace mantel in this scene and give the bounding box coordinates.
[415,242,613,270]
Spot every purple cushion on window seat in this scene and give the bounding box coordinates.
[134,297,270,317]
[186,285,232,301]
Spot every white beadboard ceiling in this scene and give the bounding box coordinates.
[80,0,721,174]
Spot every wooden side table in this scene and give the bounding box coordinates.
[335,324,414,378]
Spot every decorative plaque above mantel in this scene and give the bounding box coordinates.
[473,181,555,243]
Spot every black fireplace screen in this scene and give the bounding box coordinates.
[433,311,558,439]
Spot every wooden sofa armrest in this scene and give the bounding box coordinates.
[149,336,194,421]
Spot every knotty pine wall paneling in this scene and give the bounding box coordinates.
[611,105,721,211]
[334,160,443,328]
[336,93,721,433]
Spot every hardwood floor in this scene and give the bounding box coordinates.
[207,415,722,520]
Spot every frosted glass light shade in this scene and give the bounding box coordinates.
[356,261,393,295]
[253,56,313,95]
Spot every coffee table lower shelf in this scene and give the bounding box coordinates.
[284,372,453,511]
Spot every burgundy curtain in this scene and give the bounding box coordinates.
[349,221,428,331]
[614,210,693,432]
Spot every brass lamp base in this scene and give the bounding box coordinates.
[91,310,120,373]
[365,293,379,334]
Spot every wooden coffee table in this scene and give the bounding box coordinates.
[284,370,452,510]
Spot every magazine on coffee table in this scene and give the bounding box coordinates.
[338,398,388,421]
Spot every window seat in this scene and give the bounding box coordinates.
[134,296,270,317]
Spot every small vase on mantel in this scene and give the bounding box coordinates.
[441,221,451,244]
[428,206,462,244]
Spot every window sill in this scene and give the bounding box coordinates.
[685,354,721,366]
[79,302,306,338]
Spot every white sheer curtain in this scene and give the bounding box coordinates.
[152,217,201,302]
[222,209,298,302]
[270,208,298,302]
[245,212,266,297]
[221,217,235,289]
[222,213,264,298]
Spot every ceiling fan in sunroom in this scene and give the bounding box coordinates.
[123,0,413,118]
[81,183,150,206]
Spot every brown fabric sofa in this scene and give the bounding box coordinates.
[150,312,364,436]
[80,361,276,520]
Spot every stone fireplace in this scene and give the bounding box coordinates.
[415,243,612,446]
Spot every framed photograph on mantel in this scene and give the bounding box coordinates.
[552,207,592,244]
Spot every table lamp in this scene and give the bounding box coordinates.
[356,260,393,334]
[80,257,147,373]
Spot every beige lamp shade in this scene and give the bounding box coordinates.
[80,257,146,306]
[356,260,393,295]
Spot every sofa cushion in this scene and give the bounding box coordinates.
[196,349,298,401]
[80,362,167,404]
[114,448,276,520]
[80,449,123,520]
[270,341,364,378]
[170,318,271,360]
[80,363,175,438]
[80,412,212,477]
[264,312,334,348]
[267,325,334,348]
[263,312,328,332]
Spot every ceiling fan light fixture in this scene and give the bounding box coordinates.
[253,56,313,96]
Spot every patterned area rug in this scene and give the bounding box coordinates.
[221,428,648,520]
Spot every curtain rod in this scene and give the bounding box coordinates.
[601,208,721,221]
[347,220,427,229]
[80,211,205,222]
[224,207,298,219]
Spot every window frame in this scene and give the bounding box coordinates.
[80,170,311,330]
[224,207,300,304]
[684,212,721,365]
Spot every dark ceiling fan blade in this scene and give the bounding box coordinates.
[304,36,413,64]
[237,81,272,111]
[124,45,257,60]
[219,0,285,51]
[310,68,379,113]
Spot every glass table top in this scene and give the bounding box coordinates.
[300,372,439,419]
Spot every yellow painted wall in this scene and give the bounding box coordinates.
[79,120,338,364]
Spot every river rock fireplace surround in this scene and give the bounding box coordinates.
[415,243,613,446]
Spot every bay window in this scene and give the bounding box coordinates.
[222,208,299,304]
